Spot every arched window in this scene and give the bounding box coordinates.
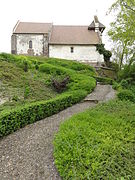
[29,40,32,49]
[70,47,74,53]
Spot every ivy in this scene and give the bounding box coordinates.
[96,44,112,63]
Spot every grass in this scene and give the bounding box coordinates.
[0,53,96,117]
[0,53,96,137]
[0,60,57,112]
[54,100,135,179]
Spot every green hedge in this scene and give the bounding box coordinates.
[0,53,96,138]
[45,58,96,76]
[39,63,70,75]
[0,90,87,137]
[39,63,96,93]
[0,53,42,70]
[94,76,113,85]
[53,100,135,179]
[117,89,135,102]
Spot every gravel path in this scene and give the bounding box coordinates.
[0,85,115,180]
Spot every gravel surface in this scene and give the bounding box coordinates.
[0,85,116,180]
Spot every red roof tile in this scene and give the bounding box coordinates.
[50,25,100,45]
[14,22,52,34]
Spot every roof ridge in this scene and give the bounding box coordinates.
[53,25,88,27]
[19,22,53,24]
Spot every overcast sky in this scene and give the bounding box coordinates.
[0,0,115,53]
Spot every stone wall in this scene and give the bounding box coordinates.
[13,34,49,56]
[11,34,17,54]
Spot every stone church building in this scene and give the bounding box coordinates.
[11,16,105,64]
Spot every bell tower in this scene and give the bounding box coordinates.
[88,16,105,41]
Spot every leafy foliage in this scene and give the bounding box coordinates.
[96,44,112,64]
[0,90,87,137]
[53,100,135,179]
[108,0,135,69]
[117,89,135,102]
[94,76,113,85]
[112,81,121,90]
[118,62,135,82]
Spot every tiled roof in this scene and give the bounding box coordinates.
[50,25,100,45]
[13,22,52,34]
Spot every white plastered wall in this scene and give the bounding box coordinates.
[49,45,104,63]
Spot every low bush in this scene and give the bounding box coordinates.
[112,81,121,90]
[0,53,96,137]
[94,76,113,85]
[39,63,69,75]
[120,79,129,89]
[118,63,135,83]
[0,90,87,137]
[117,89,135,102]
[45,58,96,76]
[54,100,135,179]
[39,63,96,93]
[51,76,70,93]
[0,53,33,70]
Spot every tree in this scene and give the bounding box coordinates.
[108,0,135,69]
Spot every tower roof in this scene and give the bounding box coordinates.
[88,16,105,32]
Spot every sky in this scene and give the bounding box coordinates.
[0,0,115,53]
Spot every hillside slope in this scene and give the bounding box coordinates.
[0,60,57,112]
[0,53,96,137]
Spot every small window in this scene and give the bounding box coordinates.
[29,40,32,49]
[70,47,74,53]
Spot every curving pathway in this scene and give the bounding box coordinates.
[0,85,115,180]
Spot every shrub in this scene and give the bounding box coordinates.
[0,90,87,138]
[53,100,135,179]
[96,44,112,64]
[39,63,68,75]
[120,79,129,89]
[46,59,96,74]
[107,62,119,73]
[94,76,113,85]
[112,81,121,90]
[0,54,96,138]
[118,63,135,83]
[0,53,33,70]
[39,63,96,93]
[51,76,70,93]
[117,89,135,102]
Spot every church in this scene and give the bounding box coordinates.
[11,16,105,64]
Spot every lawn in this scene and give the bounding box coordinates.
[54,100,135,179]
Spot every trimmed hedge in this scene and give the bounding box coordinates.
[45,58,96,76]
[39,63,96,93]
[94,76,113,85]
[39,63,70,75]
[0,53,43,71]
[0,53,96,138]
[0,90,87,137]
